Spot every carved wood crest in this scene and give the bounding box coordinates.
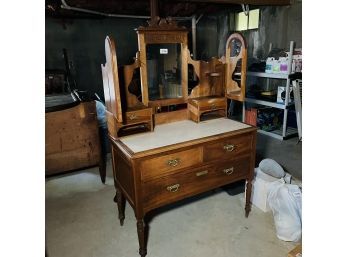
[137,16,187,31]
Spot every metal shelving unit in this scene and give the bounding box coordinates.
[257,127,298,140]
[245,97,294,109]
[243,41,298,140]
[247,71,289,79]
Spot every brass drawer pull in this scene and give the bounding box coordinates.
[223,144,235,152]
[167,184,180,192]
[129,114,137,120]
[210,104,217,110]
[196,170,208,177]
[223,167,234,175]
[167,158,180,167]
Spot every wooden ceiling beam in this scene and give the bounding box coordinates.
[170,0,290,5]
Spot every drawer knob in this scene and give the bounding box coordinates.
[167,183,180,192]
[211,104,217,110]
[223,144,235,152]
[129,114,137,120]
[223,167,234,175]
[167,158,180,167]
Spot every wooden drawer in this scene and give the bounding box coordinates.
[140,147,203,181]
[188,97,226,111]
[198,97,226,112]
[125,108,152,124]
[203,133,252,162]
[142,156,250,211]
[142,165,214,211]
[212,156,250,183]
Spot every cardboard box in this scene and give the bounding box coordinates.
[288,244,302,257]
[245,108,257,126]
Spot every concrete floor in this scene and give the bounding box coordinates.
[255,134,302,180]
[46,153,299,257]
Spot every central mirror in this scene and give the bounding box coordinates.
[146,43,182,100]
[136,18,188,112]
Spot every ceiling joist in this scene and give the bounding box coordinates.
[172,0,290,5]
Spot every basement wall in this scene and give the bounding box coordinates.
[45,1,301,99]
[197,0,302,61]
[244,0,302,60]
[45,18,145,99]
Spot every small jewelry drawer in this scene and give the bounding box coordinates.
[188,96,227,123]
[197,97,227,112]
[125,108,152,124]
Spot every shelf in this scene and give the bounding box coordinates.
[245,98,294,109]
[247,71,290,79]
[257,127,298,140]
[244,41,297,141]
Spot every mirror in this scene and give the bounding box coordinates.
[225,33,247,102]
[146,43,182,100]
[136,18,188,109]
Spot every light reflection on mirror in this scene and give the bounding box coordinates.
[146,43,182,100]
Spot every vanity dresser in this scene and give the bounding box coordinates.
[101,16,255,257]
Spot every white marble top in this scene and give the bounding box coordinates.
[120,118,251,153]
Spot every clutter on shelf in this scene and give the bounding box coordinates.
[258,107,282,131]
[265,56,289,74]
[291,48,302,73]
[265,47,302,74]
[277,86,294,104]
[245,107,283,131]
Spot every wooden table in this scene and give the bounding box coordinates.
[110,118,257,256]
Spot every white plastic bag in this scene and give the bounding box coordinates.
[267,179,302,242]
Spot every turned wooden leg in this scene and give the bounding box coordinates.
[245,179,252,218]
[137,219,147,257]
[116,189,125,226]
[113,191,118,203]
[99,158,106,184]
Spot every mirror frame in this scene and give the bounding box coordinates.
[225,32,247,102]
[136,19,189,108]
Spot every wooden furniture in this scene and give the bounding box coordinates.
[187,53,227,122]
[101,36,153,139]
[45,101,106,183]
[136,17,189,108]
[288,244,302,257]
[103,19,256,257]
[188,96,227,122]
[225,33,247,102]
[110,118,257,257]
[187,32,247,122]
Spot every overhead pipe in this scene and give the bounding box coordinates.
[191,14,203,60]
[60,0,150,19]
[60,0,201,79]
[60,0,192,20]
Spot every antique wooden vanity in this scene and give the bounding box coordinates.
[101,17,255,257]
